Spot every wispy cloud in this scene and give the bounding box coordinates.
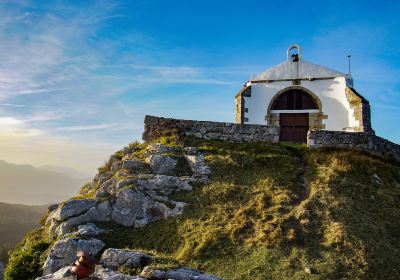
[56,124,117,131]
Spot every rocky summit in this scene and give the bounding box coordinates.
[5,136,400,280]
[18,141,218,280]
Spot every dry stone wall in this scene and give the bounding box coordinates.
[143,116,399,162]
[308,130,400,161]
[142,115,280,143]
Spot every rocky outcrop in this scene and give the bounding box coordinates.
[39,247,221,280]
[100,249,152,270]
[43,238,105,275]
[54,199,97,221]
[75,223,107,236]
[54,201,112,236]
[141,267,222,280]
[37,142,217,279]
[145,154,177,175]
[47,143,209,238]
[93,266,145,280]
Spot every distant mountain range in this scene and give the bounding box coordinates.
[39,165,90,179]
[0,160,90,205]
[0,202,48,263]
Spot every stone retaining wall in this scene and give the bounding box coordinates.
[142,115,280,143]
[308,130,400,161]
[142,115,400,161]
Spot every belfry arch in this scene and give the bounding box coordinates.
[265,86,327,143]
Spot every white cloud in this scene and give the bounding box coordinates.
[56,124,117,131]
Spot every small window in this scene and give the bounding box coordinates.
[244,117,249,122]
[243,87,251,97]
[244,108,249,113]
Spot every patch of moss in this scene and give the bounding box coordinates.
[5,228,52,280]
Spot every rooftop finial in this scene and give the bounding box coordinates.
[347,54,352,75]
[287,44,302,62]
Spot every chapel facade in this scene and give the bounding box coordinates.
[235,45,373,143]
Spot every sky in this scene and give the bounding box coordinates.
[0,0,399,175]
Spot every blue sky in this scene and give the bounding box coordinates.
[0,0,399,174]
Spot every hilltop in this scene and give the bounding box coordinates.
[5,135,400,280]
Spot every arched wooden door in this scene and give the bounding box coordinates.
[271,89,318,143]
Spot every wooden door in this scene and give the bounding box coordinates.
[279,113,309,143]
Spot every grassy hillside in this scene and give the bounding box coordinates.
[0,160,86,205]
[0,203,47,264]
[6,137,400,279]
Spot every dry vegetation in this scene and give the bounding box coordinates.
[6,136,400,279]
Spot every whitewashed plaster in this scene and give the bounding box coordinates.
[243,77,359,131]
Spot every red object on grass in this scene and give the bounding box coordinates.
[71,251,99,279]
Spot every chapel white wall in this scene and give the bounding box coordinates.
[243,77,358,131]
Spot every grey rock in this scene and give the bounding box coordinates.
[94,171,114,185]
[185,155,211,175]
[111,162,122,172]
[184,147,198,155]
[146,143,182,155]
[93,266,145,280]
[145,155,177,175]
[141,267,222,280]
[122,160,147,173]
[96,178,117,198]
[43,238,104,275]
[111,189,147,227]
[372,173,382,185]
[54,199,97,221]
[137,175,192,195]
[111,181,188,228]
[75,223,107,236]
[56,201,111,236]
[48,203,60,212]
[35,266,75,280]
[100,248,152,270]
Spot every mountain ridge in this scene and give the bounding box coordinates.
[0,160,87,205]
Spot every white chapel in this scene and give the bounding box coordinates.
[235,45,373,143]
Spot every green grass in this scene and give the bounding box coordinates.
[5,228,52,280]
[6,137,400,280]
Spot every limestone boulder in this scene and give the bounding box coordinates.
[146,143,182,155]
[145,155,177,175]
[141,267,222,280]
[111,189,147,227]
[185,155,211,175]
[55,201,112,236]
[43,238,105,275]
[122,159,148,173]
[100,248,152,270]
[137,174,192,195]
[94,171,114,185]
[75,223,107,236]
[35,266,75,280]
[54,199,97,221]
[93,266,145,280]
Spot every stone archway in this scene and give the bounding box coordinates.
[265,86,327,142]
